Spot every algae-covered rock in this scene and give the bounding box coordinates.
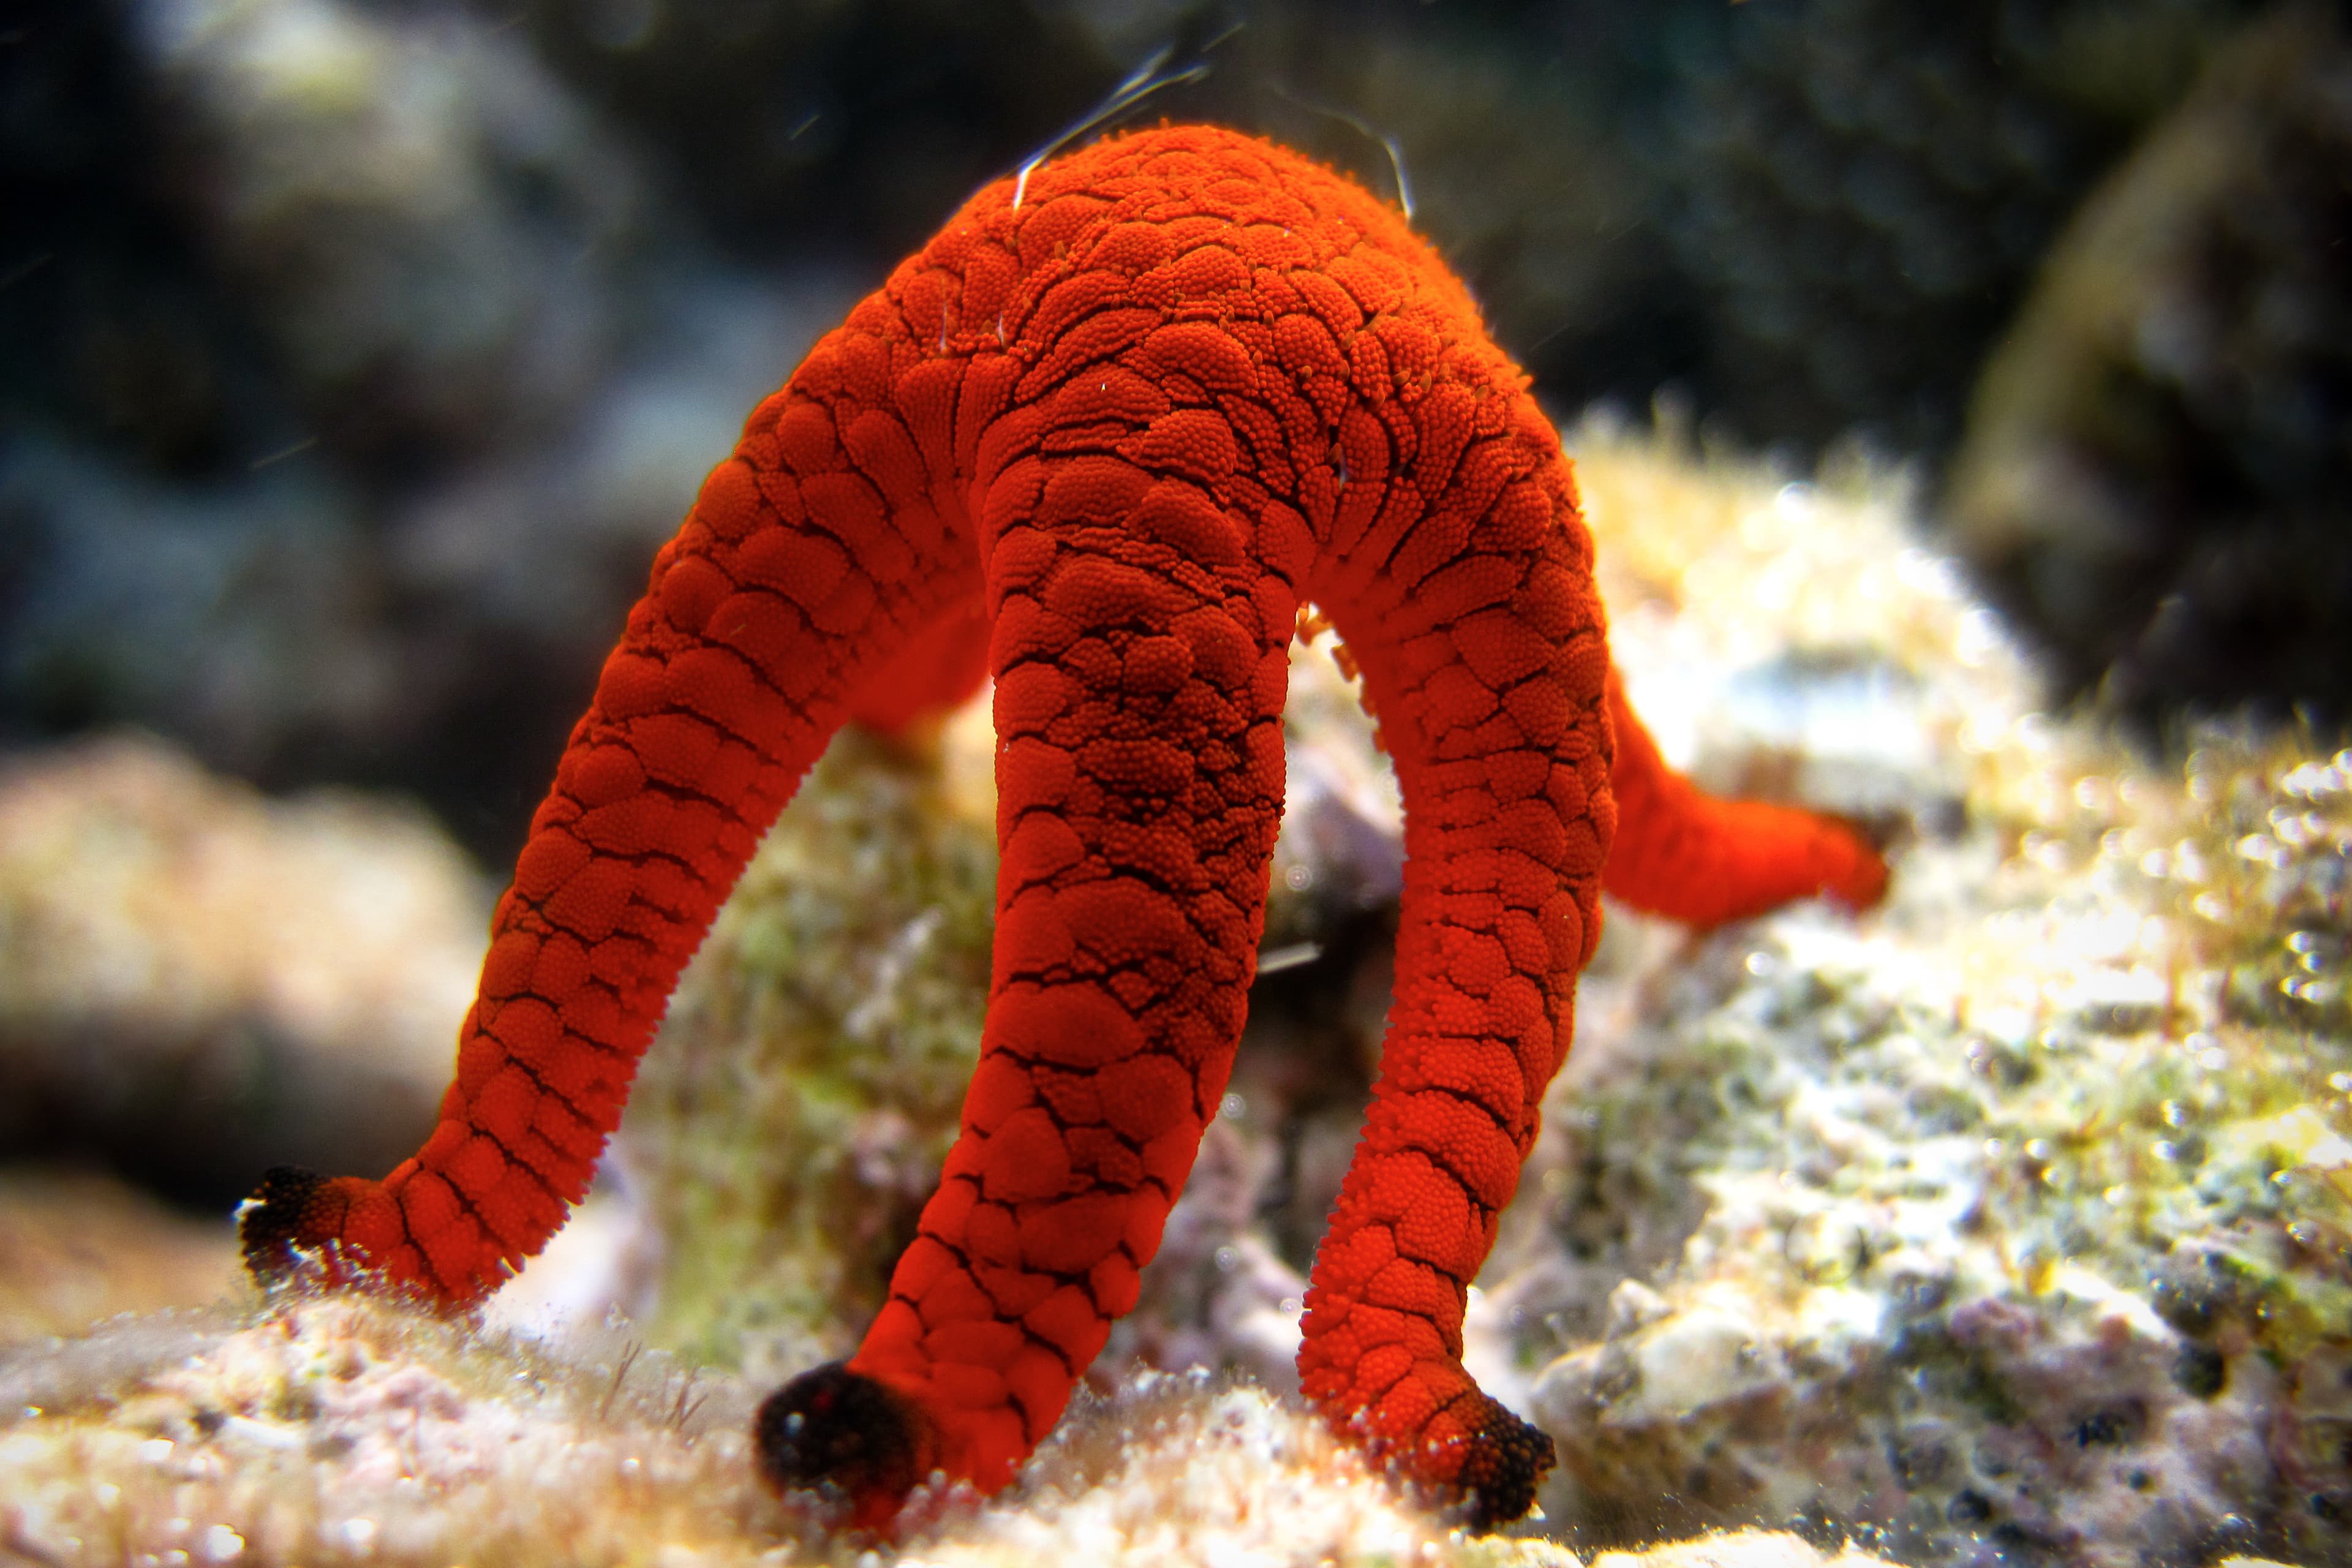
[620,725,1000,1382]
[1516,734,2352,1561]
[1486,421,2352,1563]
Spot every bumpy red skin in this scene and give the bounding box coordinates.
[239,126,1885,1529]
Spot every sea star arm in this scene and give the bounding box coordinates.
[238,306,987,1301]
[1601,665,1888,925]
[771,334,1302,1525]
[1285,235,1610,1525]
[756,138,1326,1528]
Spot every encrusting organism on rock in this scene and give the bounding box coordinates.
[237,124,1886,1533]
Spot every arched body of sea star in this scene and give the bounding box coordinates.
[239,123,1887,1532]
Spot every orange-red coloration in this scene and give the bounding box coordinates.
[1600,667,1887,924]
[239,125,1886,1530]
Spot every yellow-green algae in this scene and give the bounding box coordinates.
[622,725,998,1384]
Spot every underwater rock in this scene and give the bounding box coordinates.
[1945,3,2352,728]
[616,725,1000,1385]
[1488,424,2352,1563]
[0,733,487,1205]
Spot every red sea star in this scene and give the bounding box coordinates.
[239,124,1886,1531]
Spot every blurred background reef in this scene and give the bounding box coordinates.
[6,0,2350,867]
[2,1,2352,1562]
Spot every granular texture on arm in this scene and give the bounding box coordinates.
[240,124,1887,1534]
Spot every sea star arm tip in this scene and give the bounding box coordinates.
[755,1361,943,1533]
[1601,665,1892,927]
[236,1163,339,1283]
[1447,1392,1558,1531]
